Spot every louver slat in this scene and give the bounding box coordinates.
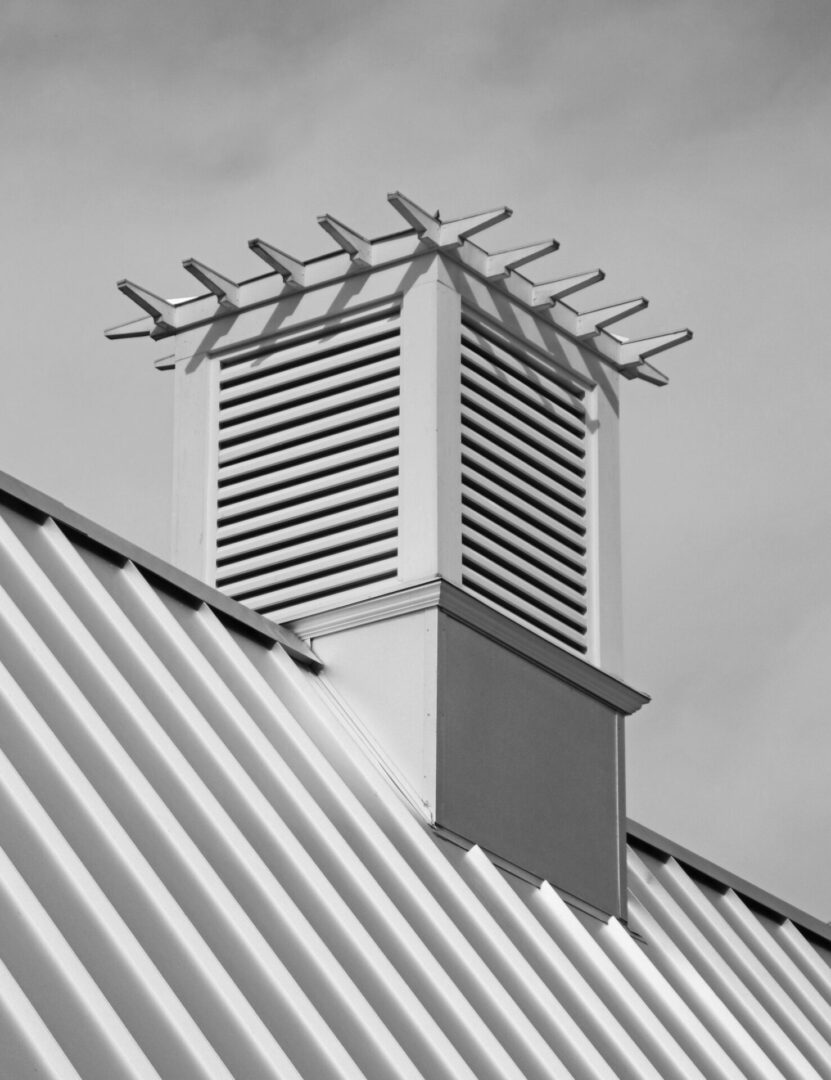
[219,301,400,379]
[459,309,590,656]
[219,398,400,468]
[219,435,399,505]
[220,335,401,409]
[461,507,586,598]
[460,403,585,493]
[461,448,586,537]
[237,556,399,619]
[461,344,586,450]
[218,415,399,488]
[461,318,586,409]
[216,518,398,584]
[218,444,399,523]
[219,355,400,431]
[216,305,401,620]
[216,476,398,543]
[462,567,588,651]
[461,488,586,566]
[463,556,588,633]
[224,539,398,604]
[219,373,400,446]
[461,383,585,479]
[216,496,399,565]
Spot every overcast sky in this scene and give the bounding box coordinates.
[3,0,831,915]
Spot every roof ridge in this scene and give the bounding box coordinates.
[627,818,831,946]
[0,468,319,670]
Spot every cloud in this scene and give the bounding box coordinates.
[472,0,831,163]
[1,0,394,184]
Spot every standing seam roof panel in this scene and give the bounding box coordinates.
[1,493,830,1079]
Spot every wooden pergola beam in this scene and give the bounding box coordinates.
[182,259,241,308]
[107,191,693,386]
[114,280,180,334]
[596,328,693,385]
[248,239,307,288]
[387,191,512,248]
[317,215,375,267]
[463,239,560,279]
[552,297,648,339]
[511,269,605,308]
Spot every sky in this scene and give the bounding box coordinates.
[3,0,831,915]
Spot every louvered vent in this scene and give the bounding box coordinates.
[215,300,401,621]
[460,310,590,655]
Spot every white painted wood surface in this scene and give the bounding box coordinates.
[397,263,463,585]
[172,334,218,584]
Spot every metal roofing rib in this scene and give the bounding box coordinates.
[1,490,830,1079]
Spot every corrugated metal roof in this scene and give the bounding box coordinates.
[1,480,831,1080]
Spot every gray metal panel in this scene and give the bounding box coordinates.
[2,490,831,1079]
[435,610,624,918]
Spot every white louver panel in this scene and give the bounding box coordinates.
[459,310,590,655]
[216,301,401,621]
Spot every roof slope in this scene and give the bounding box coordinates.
[1,485,831,1080]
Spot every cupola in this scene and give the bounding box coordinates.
[108,192,691,921]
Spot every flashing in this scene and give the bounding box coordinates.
[290,577,649,716]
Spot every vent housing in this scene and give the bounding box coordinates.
[149,210,644,676]
[210,293,596,659]
[110,192,681,917]
[110,191,693,677]
[200,275,605,661]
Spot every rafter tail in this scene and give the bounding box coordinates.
[248,239,306,287]
[387,191,511,248]
[480,239,560,279]
[527,270,605,307]
[554,296,648,338]
[116,280,179,332]
[182,259,241,307]
[620,361,669,386]
[317,215,373,267]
